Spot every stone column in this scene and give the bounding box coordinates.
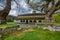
[41,20,44,22]
[20,20,22,23]
[25,20,26,23]
[20,20,21,23]
[28,20,30,23]
[32,20,34,23]
[36,20,39,23]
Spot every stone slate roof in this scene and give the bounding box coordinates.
[18,13,45,16]
[17,13,45,20]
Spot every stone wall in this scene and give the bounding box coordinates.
[18,23,60,31]
[0,25,21,39]
[0,23,60,39]
[0,24,60,33]
[0,25,20,34]
[36,24,60,31]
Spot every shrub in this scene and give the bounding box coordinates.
[52,13,60,23]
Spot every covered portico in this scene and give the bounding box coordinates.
[17,13,45,23]
[19,20,40,23]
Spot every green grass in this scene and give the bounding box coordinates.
[36,22,60,25]
[5,28,60,40]
[0,22,17,28]
[52,13,60,23]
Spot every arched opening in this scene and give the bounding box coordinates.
[30,20,32,22]
[39,20,41,22]
[26,20,28,23]
[21,20,22,22]
[34,20,36,22]
[22,20,25,22]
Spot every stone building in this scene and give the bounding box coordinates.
[16,12,45,23]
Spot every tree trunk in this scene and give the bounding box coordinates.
[0,0,11,24]
[0,13,8,24]
[0,17,6,24]
[45,12,53,22]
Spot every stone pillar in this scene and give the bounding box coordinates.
[36,20,39,23]
[41,20,44,22]
[20,20,21,23]
[20,20,22,23]
[25,20,26,23]
[28,20,30,23]
[32,20,34,23]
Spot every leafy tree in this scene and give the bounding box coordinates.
[7,15,16,22]
[53,13,60,23]
[0,0,11,24]
[27,0,60,22]
[0,0,19,24]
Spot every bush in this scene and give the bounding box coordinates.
[7,18,13,22]
[6,15,15,22]
[52,13,60,23]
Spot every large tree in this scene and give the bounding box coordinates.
[27,0,60,22]
[0,0,19,24]
[0,0,11,24]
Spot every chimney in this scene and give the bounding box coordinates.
[33,11,36,14]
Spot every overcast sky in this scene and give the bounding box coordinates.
[0,0,33,16]
[10,0,33,16]
[0,0,59,16]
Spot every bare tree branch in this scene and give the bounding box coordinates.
[14,0,20,6]
[0,5,5,8]
[55,0,60,7]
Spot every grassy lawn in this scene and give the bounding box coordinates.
[5,28,60,40]
[36,22,60,25]
[0,22,17,28]
[52,13,60,23]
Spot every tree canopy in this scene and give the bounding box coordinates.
[0,0,60,24]
[27,0,60,22]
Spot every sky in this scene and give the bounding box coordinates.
[0,0,60,16]
[0,0,33,16]
[9,0,33,16]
